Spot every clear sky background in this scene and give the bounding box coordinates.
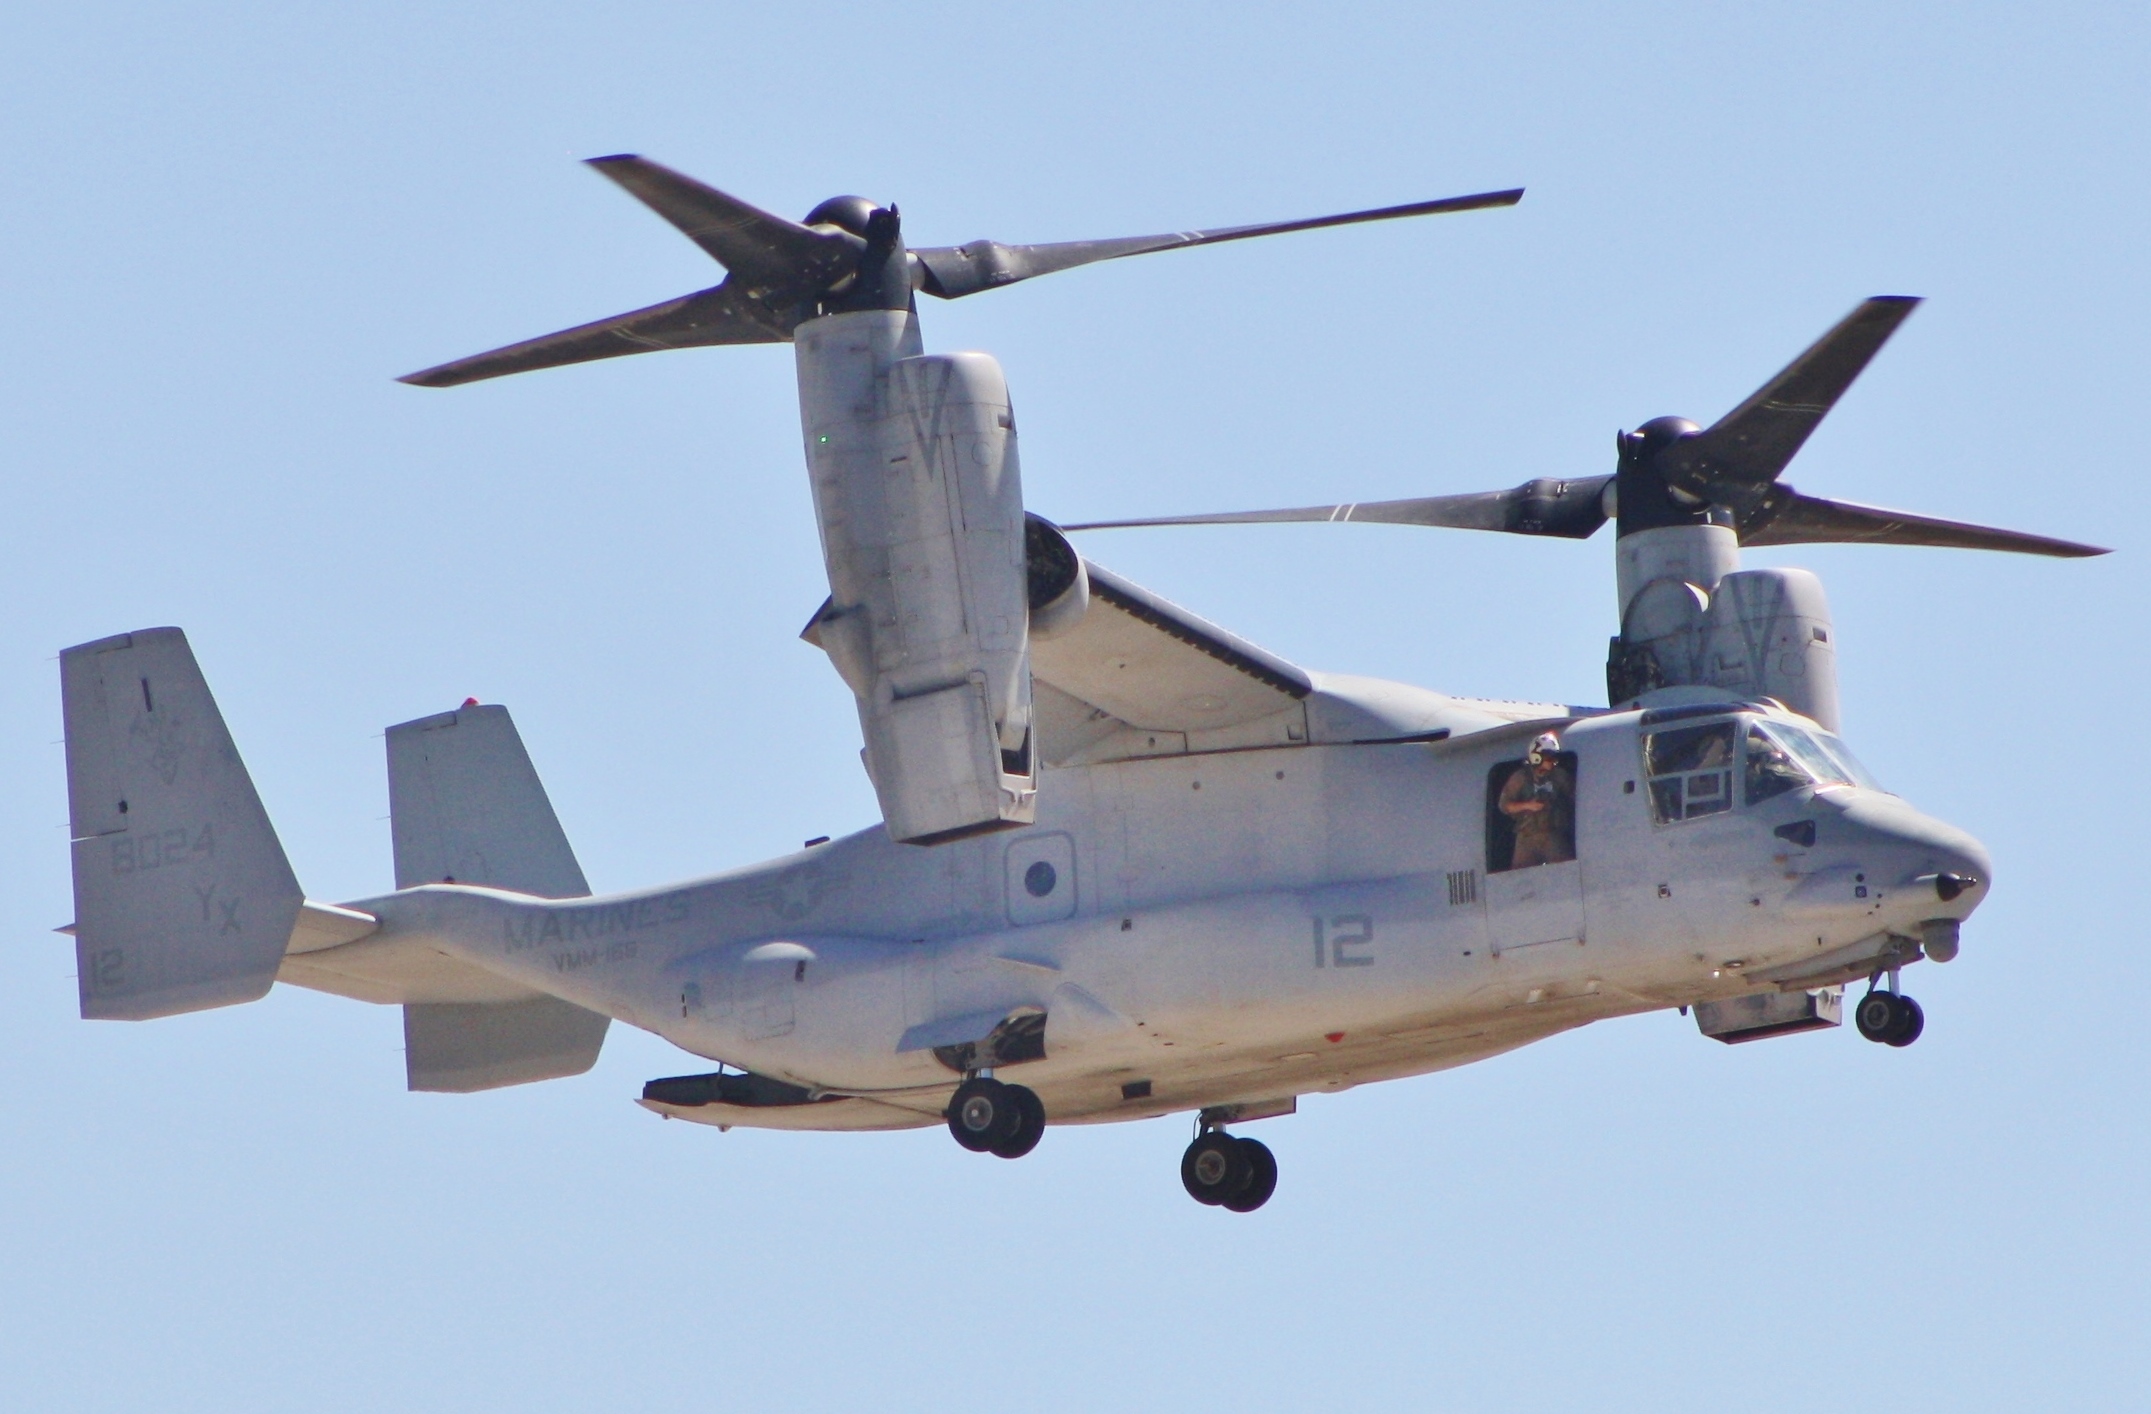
[2,4,2145,1410]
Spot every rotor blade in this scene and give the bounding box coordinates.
[1662,296,1922,510]
[912,187,1524,300]
[1064,476,1609,539]
[585,155,856,289]
[397,281,785,388]
[1740,487,2108,557]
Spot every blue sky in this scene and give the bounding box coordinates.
[2,4,2145,1410]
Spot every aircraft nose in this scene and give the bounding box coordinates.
[1831,793,1994,914]
[1906,826,1992,911]
[1907,834,1990,964]
[1927,838,1993,908]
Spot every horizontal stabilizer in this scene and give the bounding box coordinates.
[62,629,302,1020]
[289,900,377,953]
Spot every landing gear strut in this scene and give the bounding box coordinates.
[1854,969,1925,1047]
[1180,1126,1279,1212]
[945,1075,1045,1158]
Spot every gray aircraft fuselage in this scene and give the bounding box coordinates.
[343,696,1989,1131]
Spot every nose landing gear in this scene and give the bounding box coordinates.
[946,1075,1046,1158]
[1854,970,1925,1047]
[1180,1127,1279,1212]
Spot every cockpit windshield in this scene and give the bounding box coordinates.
[1644,714,1886,822]
[1744,719,1885,805]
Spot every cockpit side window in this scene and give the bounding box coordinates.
[1745,724,1811,805]
[1642,720,1737,823]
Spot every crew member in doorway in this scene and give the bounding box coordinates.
[1500,733,1575,867]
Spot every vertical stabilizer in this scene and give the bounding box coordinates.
[62,629,303,1020]
[384,704,607,1091]
[385,705,589,896]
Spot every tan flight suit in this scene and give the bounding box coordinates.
[1500,761,1576,868]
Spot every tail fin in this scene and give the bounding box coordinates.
[385,704,607,1091]
[62,629,303,1019]
[386,704,589,896]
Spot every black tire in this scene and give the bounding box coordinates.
[1180,1131,1252,1206]
[1855,990,1899,1043]
[1221,1138,1278,1212]
[946,1077,1017,1153]
[990,1084,1046,1159]
[1886,995,1925,1047]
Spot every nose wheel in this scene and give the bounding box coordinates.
[945,1076,1046,1158]
[1855,988,1925,1047]
[1180,1129,1279,1212]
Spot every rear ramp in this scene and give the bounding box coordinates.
[384,704,610,1092]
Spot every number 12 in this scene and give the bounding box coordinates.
[1312,914,1373,968]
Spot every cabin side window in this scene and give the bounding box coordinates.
[1641,720,1736,824]
[1485,752,1578,872]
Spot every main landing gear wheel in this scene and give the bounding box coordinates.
[992,1084,1046,1159]
[1180,1131,1278,1211]
[1221,1138,1278,1213]
[1855,991,1925,1047]
[946,1077,1046,1156]
[1885,994,1924,1047]
[947,1077,1017,1152]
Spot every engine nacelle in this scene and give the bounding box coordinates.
[796,311,1037,843]
[1698,567,1839,731]
[1024,515,1090,641]
[1605,521,1839,731]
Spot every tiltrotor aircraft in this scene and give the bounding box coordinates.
[59,157,2104,1212]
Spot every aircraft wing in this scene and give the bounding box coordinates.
[1028,560,1314,766]
[804,555,1519,768]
